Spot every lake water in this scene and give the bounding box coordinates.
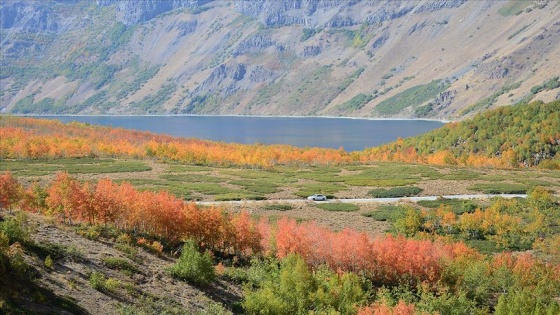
[39,116,444,152]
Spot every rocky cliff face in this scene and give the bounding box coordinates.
[1,0,559,118]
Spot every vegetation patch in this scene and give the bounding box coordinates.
[263,204,294,211]
[498,1,530,16]
[102,257,139,276]
[0,158,151,176]
[336,93,373,112]
[362,204,409,222]
[460,81,521,115]
[374,80,450,115]
[368,186,423,198]
[295,182,346,198]
[344,178,416,187]
[167,240,216,286]
[214,193,266,201]
[228,180,279,194]
[467,183,527,194]
[416,198,479,214]
[315,203,359,212]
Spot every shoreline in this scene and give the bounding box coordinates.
[11,113,453,124]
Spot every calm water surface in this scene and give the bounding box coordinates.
[41,116,444,152]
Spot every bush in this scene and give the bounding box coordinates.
[315,203,360,212]
[0,212,30,244]
[104,277,121,293]
[417,198,478,214]
[362,205,408,222]
[102,257,138,276]
[167,240,216,286]
[368,186,423,198]
[89,271,106,291]
[44,255,53,269]
[467,183,527,194]
[264,204,294,211]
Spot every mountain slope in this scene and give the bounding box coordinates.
[1,0,559,119]
[365,100,560,168]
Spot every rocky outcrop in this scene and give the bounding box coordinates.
[249,65,276,83]
[235,0,466,29]
[371,33,389,50]
[96,0,213,25]
[233,34,275,57]
[0,2,58,32]
[408,22,426,35]
[477,57,523,80]
[166,20,198,36]
[193,63,247,97]
[434,90,457,109]
[302,45,322,58]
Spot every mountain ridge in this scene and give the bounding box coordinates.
[1,0,559,118]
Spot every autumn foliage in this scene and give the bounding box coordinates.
[0,171,21,210]
[2,171,560,313]
[357,300,416,315]
[2,170,482,287]
[272,217,479,286]
[2,100,560,169]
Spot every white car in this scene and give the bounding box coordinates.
[307,194,327,201]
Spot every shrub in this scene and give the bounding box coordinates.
[137,238,164,255]
[44,255,53,269]
[362,205,408,222]
[76,225,101,240]
[467,183,527,194]
[114,243,138,261]
[417,198,478,214]
[102,257,138,276]
[104,278,121,293]
[167,240,216,286]
[89,271,106,291]
[315,203,360,212]
[368,186,423,198]
[264,204,294,211]
[0,212,30,244]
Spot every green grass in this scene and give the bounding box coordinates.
[102,257,139,276]
[374,80,450,115]
[214,193,266,201]
[416,198,479,214]
[229,180,280,194]
[498,1,530,16]
[344,178,417,187]
[0,158,151,176]
[517,179,555,187]
[314,203,359,212]
[165,164,214,173]
[441,170,482,180]
[336,93,373,112]
[160,173,222,183]
[463,239,501,254]
[263,204,294,211]
[362,205,408,221]
[460,81,522,115]
[368,186,423,198]
[295,182,347,198]
[468,183,528,194]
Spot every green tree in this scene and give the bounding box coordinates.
[167,240,216,286]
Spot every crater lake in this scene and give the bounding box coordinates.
[36,116,445,152]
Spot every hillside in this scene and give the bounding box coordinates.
[1,0,559,118]
[1,161,560,314]
[365,100,560,168]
